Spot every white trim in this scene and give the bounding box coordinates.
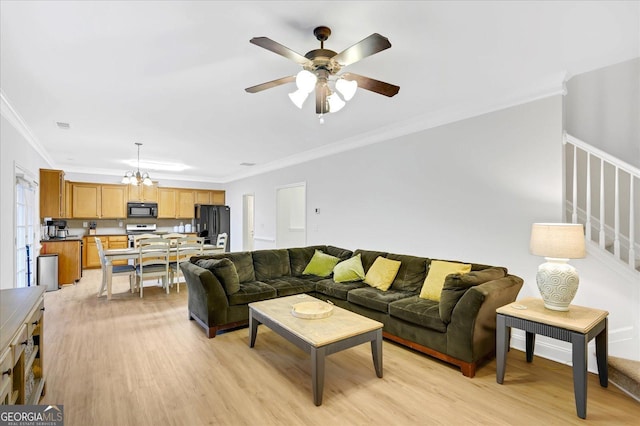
[224,82,566,183]
[1,90,56,168]
[253,236,275,242]
[565,133,640,177]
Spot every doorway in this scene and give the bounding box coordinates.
[242,194,255,251]
[276,183,306,248]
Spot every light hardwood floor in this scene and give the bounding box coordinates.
[40,270,639,425]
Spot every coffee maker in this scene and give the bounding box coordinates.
[46,220,68,239]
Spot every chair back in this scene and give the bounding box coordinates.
[134,233,159,248]
[176,236,204,262]
[138,238,170,273]
[216,233,228,251]
[95,237,106,268]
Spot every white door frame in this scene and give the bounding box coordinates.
[242,193,255,251]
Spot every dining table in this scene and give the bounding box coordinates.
[100,244,223,300]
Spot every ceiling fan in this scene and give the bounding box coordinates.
[245,26,400,117]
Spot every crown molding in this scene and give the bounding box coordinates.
[0,89,56,167]
[223,78,567,183]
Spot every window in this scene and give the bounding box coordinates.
[16,169,37,288]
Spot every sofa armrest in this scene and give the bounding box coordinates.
[446,275,524,362]
[180,262,230,326]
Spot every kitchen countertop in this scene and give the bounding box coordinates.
[41,236,83,242]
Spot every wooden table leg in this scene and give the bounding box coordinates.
[525,331,536,362]
[596,318,608,387]
[249,312,259,348]
[105,259,113,301]
[371,328,383,378]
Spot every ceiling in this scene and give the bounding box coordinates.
[1,1,638,184]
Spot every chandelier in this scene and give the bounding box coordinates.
[121,142,152,186]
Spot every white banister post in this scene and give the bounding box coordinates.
[586,152,592,241]
[614,167,620,258]
[572,144,578,223]
[599,158,606,249]
[629,176,636,267]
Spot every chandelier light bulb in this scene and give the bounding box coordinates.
[288,89,309,109]
[336,78,357,101]
[296,70,317,93]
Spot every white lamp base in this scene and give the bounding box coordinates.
[536,258,579,311]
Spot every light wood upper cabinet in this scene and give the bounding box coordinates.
[158,188,177,218]
[101,184,128,218]
[177,190,195,218]
[39,169,65,218]
[64,181,73,218]
[72,183,100,218]
[211,190,225,205]
[128,182,158,202]
[71,183,128,218]
[194,190,210,205]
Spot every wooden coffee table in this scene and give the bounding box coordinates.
[249,294,383,406]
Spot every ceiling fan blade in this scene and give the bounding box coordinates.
[250,37,311,66]
[245,76,296,93]
[332,33,392,67]
[315,84,328,114]
[342,73,400,97]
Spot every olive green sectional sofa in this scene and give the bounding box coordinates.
[180,245,523,377]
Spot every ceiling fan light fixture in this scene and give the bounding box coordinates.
[336,78,357,101]
[295,70,317,93]
[327,92,346,113]
[288,89,308,109]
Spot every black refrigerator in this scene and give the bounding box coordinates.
[194,204,231,250]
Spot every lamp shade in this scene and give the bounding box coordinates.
[295,70,317,93]
[336,78,357,101]
[530,223,586,259]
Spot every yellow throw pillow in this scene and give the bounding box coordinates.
[364,256,402,291]
[419,260,472,301]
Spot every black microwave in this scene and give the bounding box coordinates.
[127,202,158,218]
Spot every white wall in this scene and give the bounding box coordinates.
[565,57,640,168]
[1,115,51,289]
[226,95,638,367]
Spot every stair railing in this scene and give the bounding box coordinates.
[564,133,639,272]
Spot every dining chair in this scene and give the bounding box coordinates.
[216,233,228,252]
[133,233,159,248]
[95,237,136,296]
[136,237,170,298]
[169,236,204,292]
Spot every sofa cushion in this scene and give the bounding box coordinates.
[192,252,256,284]
[387,253,428,292]
[303,250,340,277]
[194,258,240,295]
[353,249,388,273]
[333,254,365,283]
[347,287,415,313]
[419,260,471,301]
[315,278,367,300]
[253,249,291,281]
[262,277,317,297]
[288,245,326,276]
[439,267,507,323]
[388,296,447,333]
[325,245,354,261]
[228,281,277,306]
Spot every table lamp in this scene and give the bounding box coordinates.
[530,223,586,311]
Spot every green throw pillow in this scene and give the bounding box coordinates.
[195,258,240,295]
[302,250,340,277]
[439,267,507,323]
[333,254,365,283]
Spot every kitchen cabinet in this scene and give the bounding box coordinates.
[195,190,210,205]
[158,188,177,218]
[211,190,225,205]
[100,184,128,218]
[41,240,82,285]
[177,190,195,218]
[64,181,73,218]
[72,183,100,218]
[0,287,46,405]
[83,235,129,269]
[71,183,128,218]
[128,182,158,202]
[39,169,65,218]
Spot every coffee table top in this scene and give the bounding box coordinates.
[249,294,383,347]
